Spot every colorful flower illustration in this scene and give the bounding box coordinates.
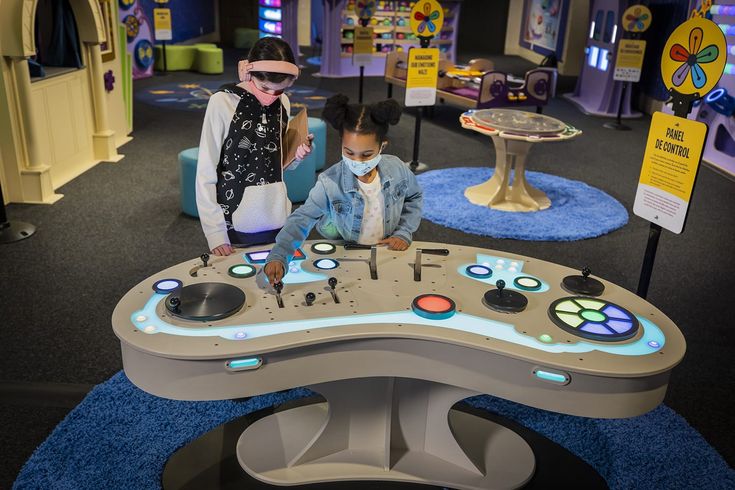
[356,0,376,19]
[625,7,650,31]
[669,27,720,89]
[414,3,441,34]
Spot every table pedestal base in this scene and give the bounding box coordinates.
[237,377,535,490]
[464,136,551,212]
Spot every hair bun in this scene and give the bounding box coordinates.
[322,94,351,131]
[370,99,402,126]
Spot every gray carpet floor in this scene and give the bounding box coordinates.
[1,50,733,487]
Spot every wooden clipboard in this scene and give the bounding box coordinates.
[283,108,309,169]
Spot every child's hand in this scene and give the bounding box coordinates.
[295,134,315,161]
[264,261,285,285]
[212,244,234,256]
[378,237,409,251]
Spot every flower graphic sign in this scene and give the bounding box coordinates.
[661,17,726,97]
[409,0,444,39]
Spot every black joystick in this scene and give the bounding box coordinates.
[273,281,284,308]
[562,266,605,296]
[169,296,181,312]
[482,279,527,313]
[305,292,316,306]
[327,277,340,304]
[200,253,210,267]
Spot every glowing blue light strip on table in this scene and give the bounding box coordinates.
[719,24,735,36]
[130,293,665,356]
[457,254,550,293]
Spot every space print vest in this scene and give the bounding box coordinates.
[215,84,291,238]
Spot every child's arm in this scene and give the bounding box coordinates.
[264,177,331,283]
[389,167,424,246]
[195,94,231,253]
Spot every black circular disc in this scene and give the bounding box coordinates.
[562,275,605,296]
[165,282,246,321]
[482,289,528,313]
[311,242,336,255]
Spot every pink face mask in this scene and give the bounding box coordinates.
[248,80,280,106]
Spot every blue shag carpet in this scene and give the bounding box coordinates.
[136,81,334,112]
[416,167,629,241]
[13,372,735,490]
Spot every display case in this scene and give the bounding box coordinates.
[319,0,461,77]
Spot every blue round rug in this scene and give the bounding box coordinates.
[306,56,322,66]
[416,167,629,241]
[136,80,334,112]
[13,372,735,489]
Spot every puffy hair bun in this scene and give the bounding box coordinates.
[322,94,351,131]
[370,99,402,126]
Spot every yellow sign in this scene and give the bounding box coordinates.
[354,0,376,20]
[405,47,439,107]
[352,26,374,66]
[153,8,172,41]
[409,0,444,39]
[634,112,707,233]
[661,17,726,97]
[353,27,374,54]
[622,5,652,32]
[614,39,646,82]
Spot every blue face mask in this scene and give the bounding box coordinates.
[343,152,382,177]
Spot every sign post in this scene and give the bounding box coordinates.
[353,1,376,104]
[405,0,443,172]
[153,1,172,74]
[634,14,726,298]
[604,5,651,131]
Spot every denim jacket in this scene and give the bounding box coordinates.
[266,154,423,268]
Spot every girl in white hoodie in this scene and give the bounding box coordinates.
[196,37,312,256]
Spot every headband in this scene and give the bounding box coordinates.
[238,60,300,82]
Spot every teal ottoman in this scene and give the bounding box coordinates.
[178,148,199,218]
[307,117,327,171]
[284,152,316,203]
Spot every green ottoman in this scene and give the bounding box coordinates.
[178,148,199,218]
[233,28,260,51]
[197,46,224,74]
[154,45,196,71]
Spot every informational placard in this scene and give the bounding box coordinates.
[614,39,646,82]
[634,112,708,234]
[153,8,172,41]
[405,47,439,107]
[352,26,374,66]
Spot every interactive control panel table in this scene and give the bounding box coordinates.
[461,109,582,212]
[113,241,685,490]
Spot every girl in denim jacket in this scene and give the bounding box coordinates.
[264,95,423,285]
